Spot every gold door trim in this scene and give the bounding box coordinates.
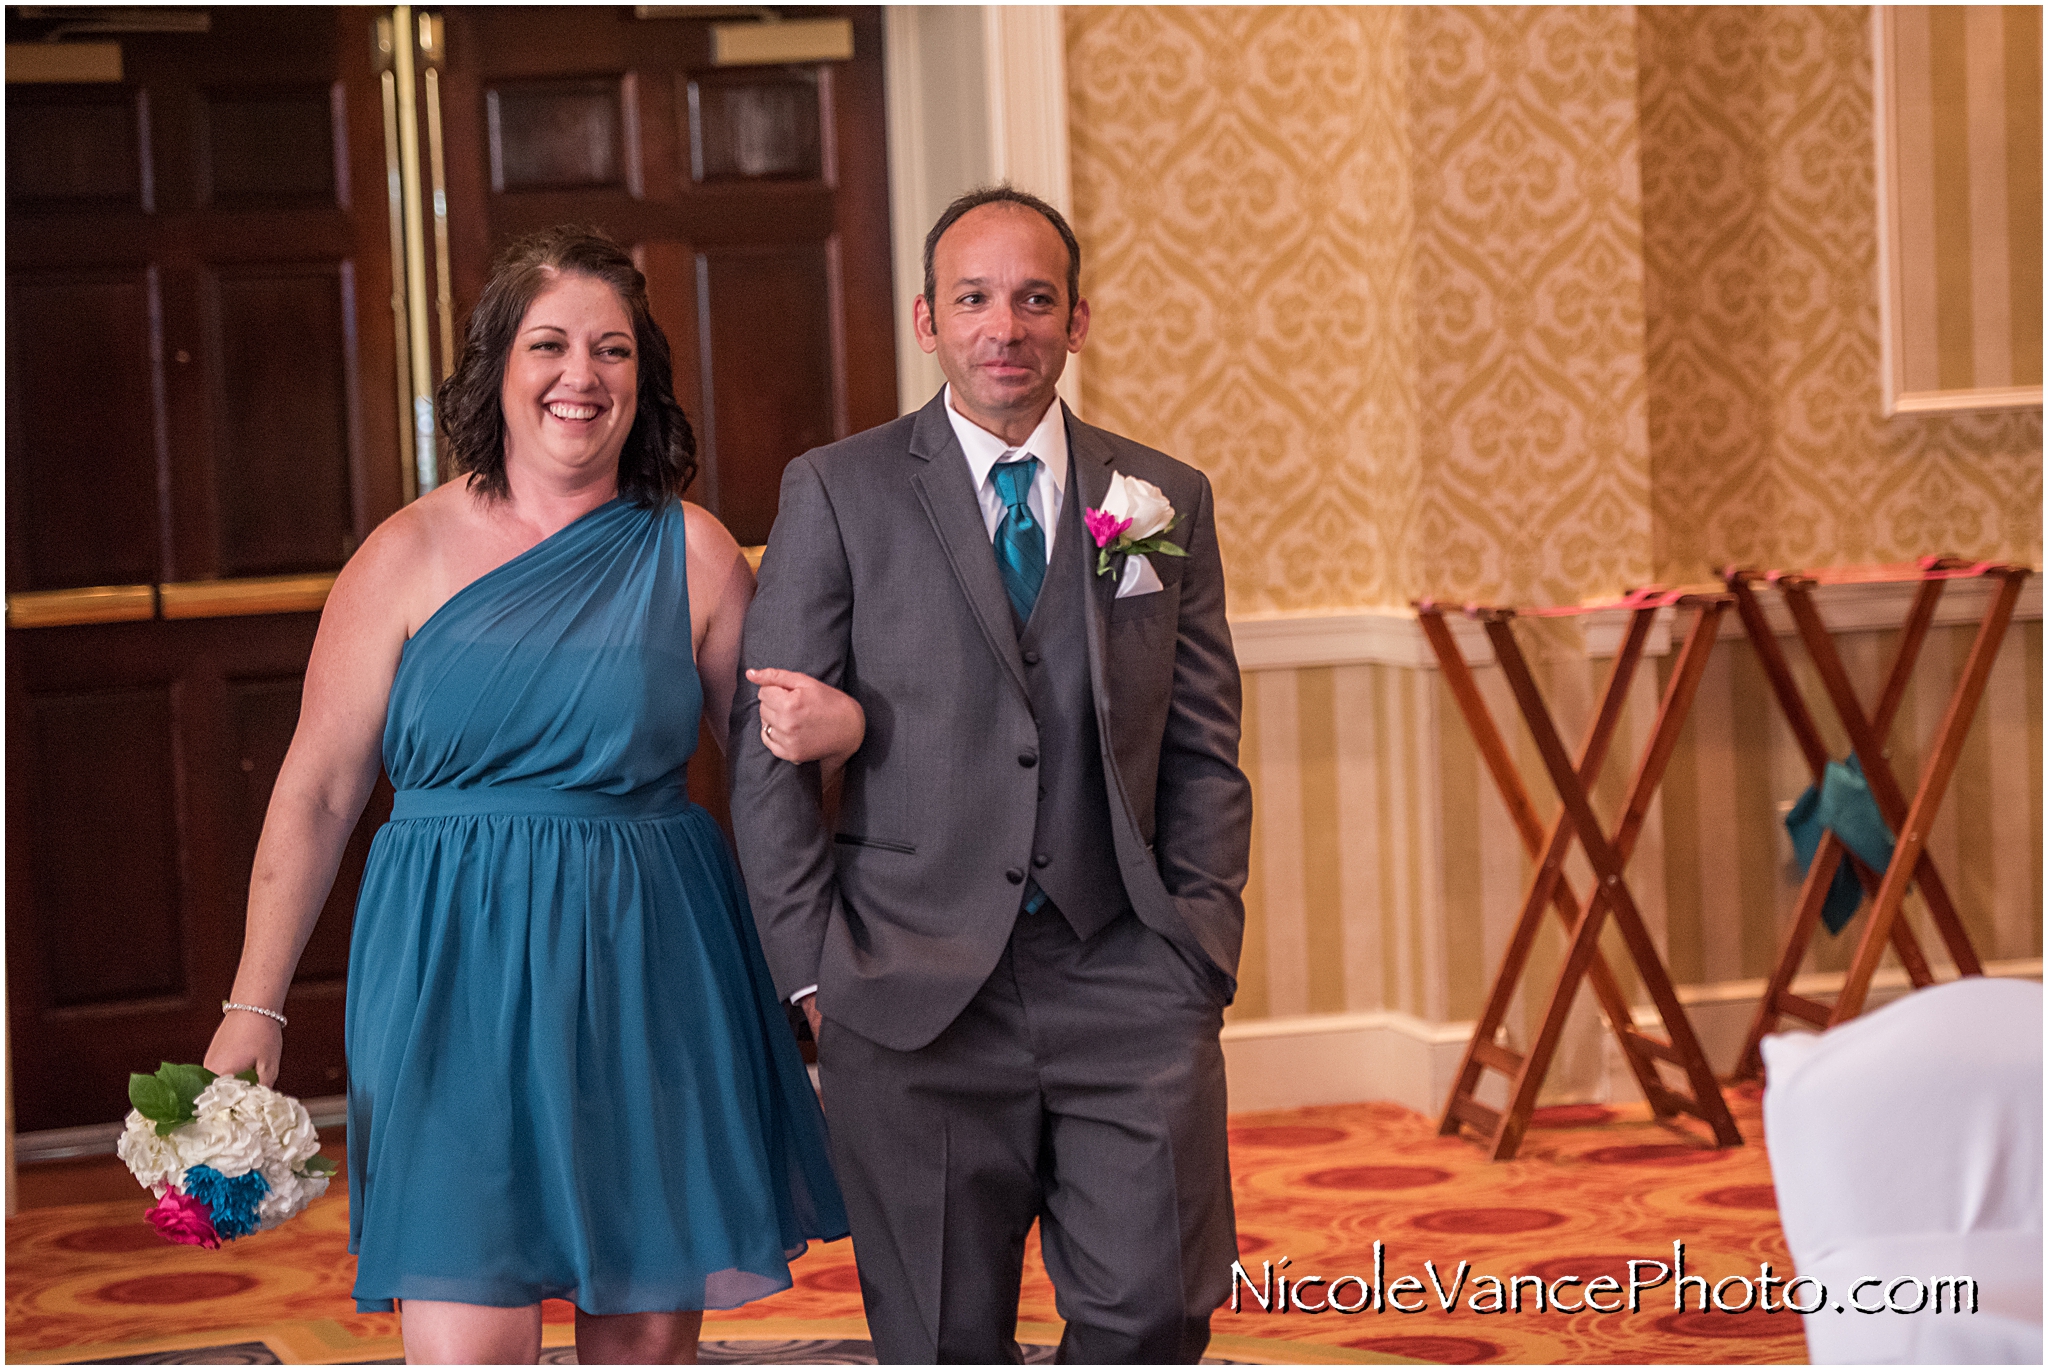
[9,576,338,628]
[374,12,420,502]
[5,585,156,629]
[158,575,338,620]
[392,4,439,495]
[419,12,457,381]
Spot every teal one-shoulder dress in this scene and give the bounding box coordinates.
[344,497,845,1314]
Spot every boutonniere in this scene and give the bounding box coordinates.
[1084,472,1187,577]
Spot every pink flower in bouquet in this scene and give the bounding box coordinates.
[1083,506,1132,550]
[146,1189,221,1248]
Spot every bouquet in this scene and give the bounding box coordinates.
[116,1062,337,1248]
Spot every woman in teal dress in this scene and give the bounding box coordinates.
[205,226,853,1363]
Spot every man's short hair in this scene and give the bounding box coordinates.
[922,184,1082,317]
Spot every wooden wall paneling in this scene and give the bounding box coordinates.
[4,270,166,591]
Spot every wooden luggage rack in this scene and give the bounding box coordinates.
[1416,589,1742,1161]
[1724,558,2032,1077]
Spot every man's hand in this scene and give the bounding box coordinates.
[796,992,822,1040]
[749,667,865,766]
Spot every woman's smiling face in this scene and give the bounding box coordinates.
[498,271,639,487]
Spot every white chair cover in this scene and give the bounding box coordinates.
[1763,977,2043,1364]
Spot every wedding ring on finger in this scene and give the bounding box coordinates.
[763,723,776,742]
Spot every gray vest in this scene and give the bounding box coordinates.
[1013,471,1126,942]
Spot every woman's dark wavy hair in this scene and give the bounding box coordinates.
[436,225,695,506]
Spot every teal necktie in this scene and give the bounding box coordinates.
[991,457,1045,626]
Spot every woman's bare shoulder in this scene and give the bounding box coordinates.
[680,498,741,558]
[331,481,477,632]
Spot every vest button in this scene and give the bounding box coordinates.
[1018,751,1037,768]
[1033,854,1050,868]
[1005,867,1025,884]
[1023,649,1041,665]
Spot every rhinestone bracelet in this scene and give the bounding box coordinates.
[221,1000,288,1028]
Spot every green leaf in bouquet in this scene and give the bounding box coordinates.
[132,1062,217,1134]
[158,1062,216,1114]
[299,1155,339,1176]
[235,1069,259,1085]
[128,1072,182,1125]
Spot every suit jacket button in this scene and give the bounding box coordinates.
[1033,854,1050,868]
[1005,867,1025,884]
[1023,650,1041,665]
[1018,751,1037,768]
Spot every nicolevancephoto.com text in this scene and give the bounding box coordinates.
[1232,1242,1984,1319]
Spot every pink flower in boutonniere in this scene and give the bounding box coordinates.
[1083,507,1133,550]
[1086,472,1187,577]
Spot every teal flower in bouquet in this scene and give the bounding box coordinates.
[181,1165,270,1239]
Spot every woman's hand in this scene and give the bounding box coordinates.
[203,1011,284,1088]
[748,667,865,766]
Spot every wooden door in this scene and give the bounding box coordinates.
[429,5,898,815]
[6,6,897,1137]
[6,7,403,1131]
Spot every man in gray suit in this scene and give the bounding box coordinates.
[730,185,1253,1364]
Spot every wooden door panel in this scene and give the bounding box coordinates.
[224,675,384,991]
[5,269,166,591]
[197,84,345,208]
[5,86,150,210]
[26,684,185,1007]
[7,614,389,1130]
[487,77,631,192]
[697,245,837,546]
[685,68,824,184]
[208,263,363,574]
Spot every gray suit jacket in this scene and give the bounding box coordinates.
[729,392,1253,1052]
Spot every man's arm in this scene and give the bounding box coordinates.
[729,454,855,1002]
[1151,472,1254,980]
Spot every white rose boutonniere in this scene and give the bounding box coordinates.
[1084,472,1186,578]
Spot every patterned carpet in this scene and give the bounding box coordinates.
[7,1088,1803,1365]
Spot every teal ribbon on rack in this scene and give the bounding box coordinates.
[1784,753,1896,935]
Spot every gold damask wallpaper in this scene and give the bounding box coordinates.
[1640,6,2043,583]
[1067,6,2042,612]
[1405,6,1652,609]
[1066,6,1416,614]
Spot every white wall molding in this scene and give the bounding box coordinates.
[882,6,1079,418]
[1230,573,2042,674]
[1220,961,2042,1117]
[1221,1010,1472,1117]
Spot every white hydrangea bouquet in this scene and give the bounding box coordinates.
[116,1062,337,1248]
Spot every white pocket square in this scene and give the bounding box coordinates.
[1115,553,1164,599]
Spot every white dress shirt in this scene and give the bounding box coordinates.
[942,385,1067,559]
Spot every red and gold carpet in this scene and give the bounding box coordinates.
[7,1087,1802,1364]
